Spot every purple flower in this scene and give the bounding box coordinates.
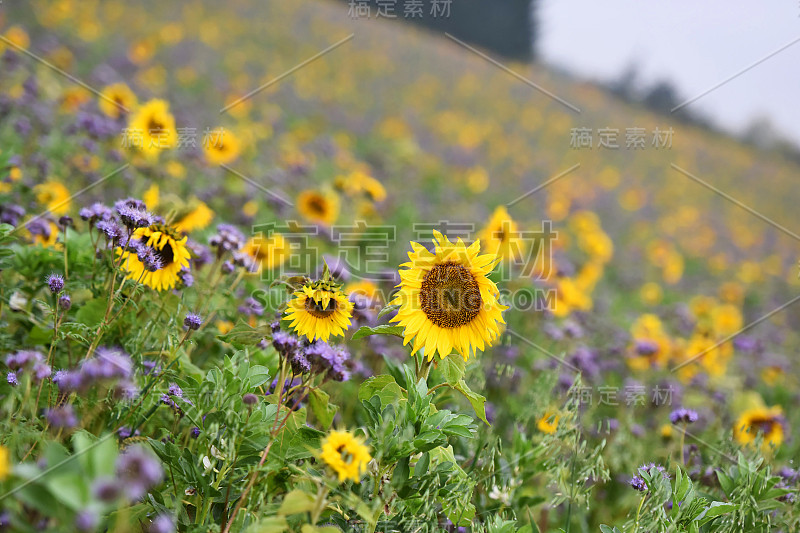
[116,203,153,229]
[670,408,699,425]
[7,371,18,386]
[191,427,201,439]
[45,405,78,429]
[0,203,25,226]
[272,331,301,356]
[290,353,311,375]
[46,274,64,294]
[117,426,140,439]
[74,509,97,532]
[243,393,258,405]
[58,293,72,310]
[92,477,121,502]
[96,219,122,240]
[79,202,113,223]
[638,462,670,480]
[83,347,133,381]
[167,383,183,398]
[5,350,43,371]
[139,247,163,272]
[630,476,647,492]
[635,339,660,356]
[32,362,52,382]
[115,445,163,500]
[209,224,245,254]
[149,514,175,533]
[184,313,202,330]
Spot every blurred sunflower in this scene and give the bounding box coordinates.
[297,189,339,226]
[478,206,524,263]
[391,231,506,361]
[243,233,288,273]
[319,430,371,483]
[118,225,191,291]
[128,99,177,157]
[537,411,559,434]
[203,128,241,166]
[174,201,214,233]
[284,280,353,342]
[0,445,9,481]
[99,82,137,119]
[345,279,382,307]
[34,181,71,215]
[733,406,784,450]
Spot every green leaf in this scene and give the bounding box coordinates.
[75,298,107,327]
[244,516,288,533]
[438,355,466,385]
[376,303,400,319]
[218,321,272,345]
[308,388,337,429]
[278,489,316,515]
[454,380,489,425]
[696,501,736,525]
[351,324,405,341]
[359,374,405,408]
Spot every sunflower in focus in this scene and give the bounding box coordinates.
[174,201,214,233]
[34,181,71,215]
[203,127,241,166]
[118,225,191,291]
[733,406,785,450]
[319,430,371,483]
[478,206,524,263]
[128,99,177,158]
[297,189,340,226]
[284,279,353,342]
[99,83,137,119]
[244,233,288,273]
[391,231,506,361]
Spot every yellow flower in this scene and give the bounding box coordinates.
[537,412,559,434]
[639,282,663,306]
[733,406,784,450]
[34,181,72,215]
[243,233,288,274]
[284,281,353,342]
[203,128,241,166]
[319,430,371,483]
[552,277,592,318]
[660,424,673,439]
[128,99,177,158]
[143,184,159,210]
[711,304,742,337]
[297,189,340,226]
[2,26,30,53]
[60,87,91,113]
[217,320,234,335]
[478,206,525,264]
[165,160,186,179]
[99,83,137,119]
[0,445,10,480]
[174,201,214,233]
[117,225,191,291]
[465,167,489,194]
[391,230,506,361]
[345,280,382,308]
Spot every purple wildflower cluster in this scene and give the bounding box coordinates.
[271,324,352,382]
[53,346,135,398]
[209,224,245,256]
[629,462,670,492]
[669,408,699,425]
[45,405,78,429]
[160,382,193,411]
[115,198,155,229]
[5,350,51,383]
[111,445,164,501]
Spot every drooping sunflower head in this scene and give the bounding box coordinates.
[203,128,241,166]
[283,279,354,342]
[128,99,177,157]
[244,233,288,274]
[99,82,137,119]
[478,206,524,263]
[118,224,191,292]
[733,406,785,450]
[319,430,372,483]
[297,189,340,226]
[391,231,507,361]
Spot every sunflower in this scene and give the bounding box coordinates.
[319,430,371,483]
[99,83,137,119]
[244,233,288,273]
[391,231,506,361]
[34,181,71,215]
[284,280,353,342]
[203,128,241,166]
[345,279,382,308]
[297,189,339,226]
[174,201,214,233]
[128,99,177,157]
[143,184,159,209]
[733,406,784,450]
[118,225,191,291]
[478,206,525,263]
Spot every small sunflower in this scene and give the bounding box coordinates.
[99,83,137,119]
[319,430,371,483]
[174,201,214,233]
[478,206,525,263]
[284,280,353,342]
[34,181,72,215]
[118,225,191,291]
[244,233,288,273]
[733,406,785,450]
[128,99,177,157]
[391,231,507,361]
[297,189,339,226]
[203,128,241,166]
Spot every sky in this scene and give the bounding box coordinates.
[538,0,800,145]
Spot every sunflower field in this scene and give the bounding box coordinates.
[0,1,799,532]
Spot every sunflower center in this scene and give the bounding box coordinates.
[308,197,326,215]
[749,417,776,435]
[420,262,482,328]
[154,242,174,266]
[147,117,164,132]
[305,295,337,319]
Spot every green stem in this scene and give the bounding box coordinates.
[633,493,647,533]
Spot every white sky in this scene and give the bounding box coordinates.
[538,0,800,145]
